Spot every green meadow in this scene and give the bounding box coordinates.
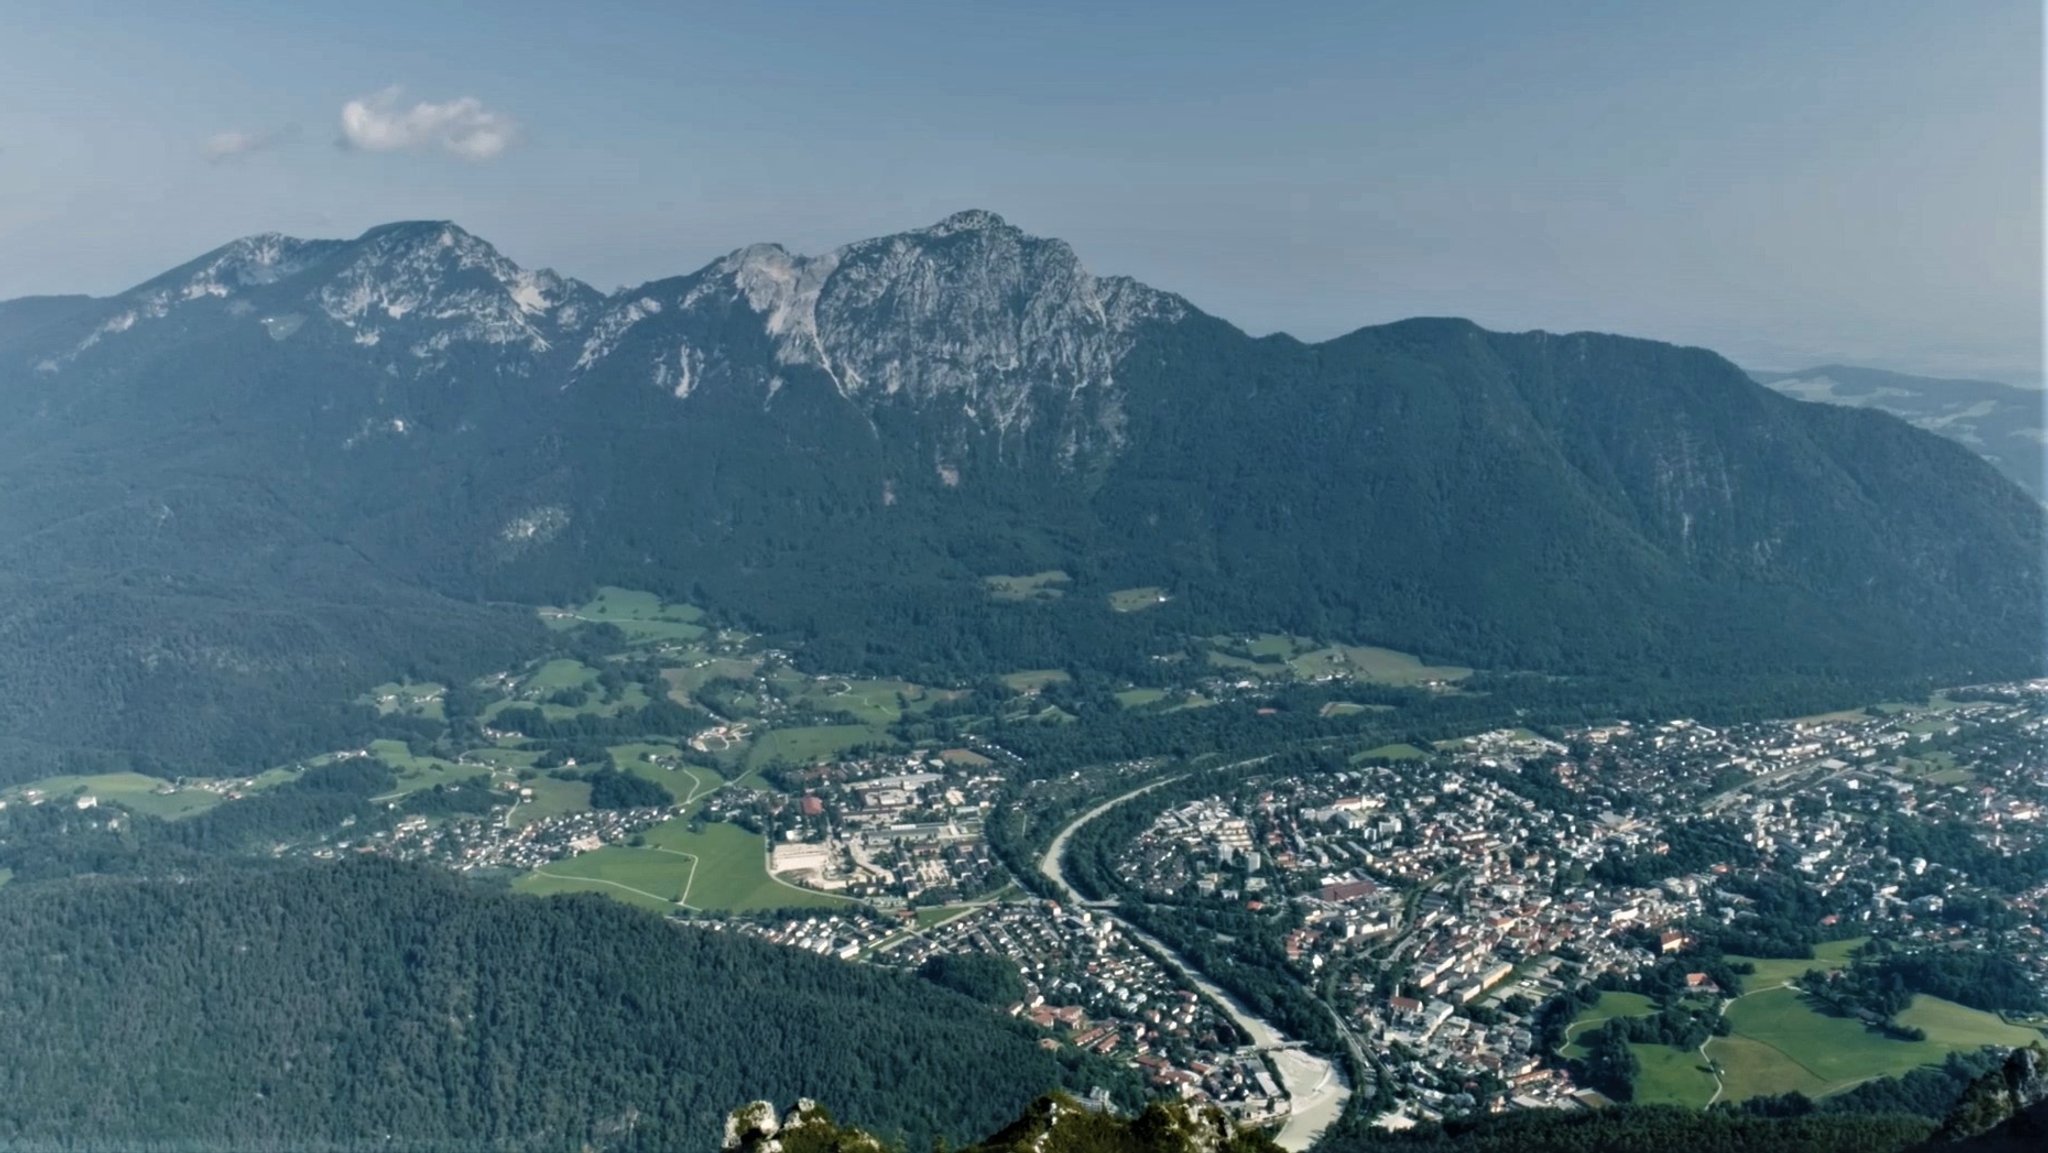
[1728,937,1865,992]
[1631,1044,1719,1108]
[1353,743,1429,762]
[510,776,591,827]
[1108,586,1169,612]
[541,586,707,644]
[3,772,228,820]
[742,724,892,776]
[1286,643,1471,686]
[516,815,846,913]
[366,740,491,796]
[663,655,764,697]
[1692,986,2040,1104]
[796,678,931,725]
[1318,701,1394,718]
[1206,633,1469,686]
[983,571,1070,602]
[359,680,447,720]
[1561,991,1657,1054]
[1561,954,2034,1107]
[1001,669,1070,693]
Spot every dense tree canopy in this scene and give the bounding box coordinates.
[0,860,1132,1151]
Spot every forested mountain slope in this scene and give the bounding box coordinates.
[0,860,1118,1151]
[0,212,2038,777]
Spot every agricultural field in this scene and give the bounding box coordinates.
[509,776,591,827]
[1115,687,1169,709]
[1728,937,1865,992]
[1896,997,2045,1048]
[1,772,229,820]
[648,819,848,910]
[1354,742,1429,762]
[1206,634,1470,686]
[517,815,846,913]
[517,846,697,912]
[1553,941,2032,1107]
[983,571,1070,602]
[1245,634,1304,658]
[529,658,597,691]
[485,659,650,721]
[1704,1032,1826,1101]
[610,743,723,804]
[358,680,447,720]
[1705,987,2038,1102]
[1287,644,1470,686]
[1630,1044,1719,1108]
[795,678,932,725]
[663,655,764,697]
[1561,991,1657,1055]
[457,746,543,773]
[366,740,491,796]
[540,586,707,644]
[1108,586,1169,612]
[1001,669,1070,693]
[1318,701,1393,718]
[1202,639,1288,678]
[743,724,892,775]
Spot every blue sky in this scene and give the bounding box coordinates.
[2,0,2039,380]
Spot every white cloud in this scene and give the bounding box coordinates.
[338,87,518,161]
[202,126,291,163]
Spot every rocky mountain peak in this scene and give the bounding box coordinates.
[314,221,599,355]
[571,212,1189,458]
[920,208,1015,237]
[33,221,601,373]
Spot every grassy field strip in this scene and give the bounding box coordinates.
[1698,979,1796,1105]
[649,845,701,909]
[674,765,710,805]
[526,868,676,910]
[1698,981,2039,1105]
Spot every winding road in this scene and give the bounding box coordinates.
[1038,775,1352,1151]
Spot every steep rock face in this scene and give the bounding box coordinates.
[807,211,1185,460]
[309,221,601,358]
[721,1096,1279,1153]
[1934,1047,2048,1150]
[575,210,1187,468]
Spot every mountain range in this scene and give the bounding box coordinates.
[0,211,2040,776]
[1752,366,2044,501]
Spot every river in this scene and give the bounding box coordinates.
[1037,777,1352,1150]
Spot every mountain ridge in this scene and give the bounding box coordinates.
[0,211,2037,776]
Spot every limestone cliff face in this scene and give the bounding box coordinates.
[576,209,1187,465]
[1932,1046,2048,1150]
[722,1095,1281,1153]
